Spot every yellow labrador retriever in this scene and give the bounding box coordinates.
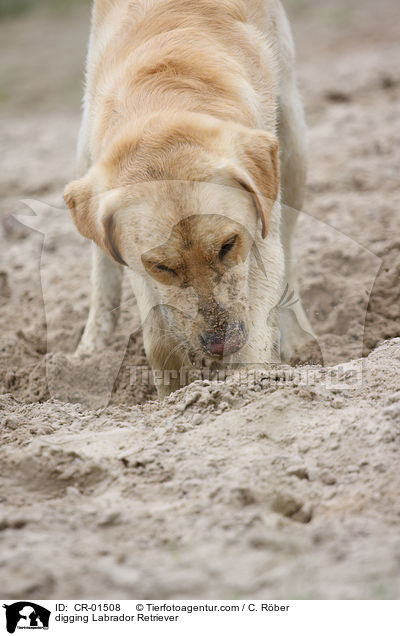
[64,0,313,396]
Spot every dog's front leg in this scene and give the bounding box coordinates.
[126,273,185,398]
[76,244,123,355]
[142,317,185,399]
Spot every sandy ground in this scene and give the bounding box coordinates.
[0,0,399,599]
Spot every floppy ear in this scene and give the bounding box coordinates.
[218,128,279,239]
[64,173,126,266]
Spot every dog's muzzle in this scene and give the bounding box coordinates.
[199,320,246,357]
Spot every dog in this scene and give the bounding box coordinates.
[64,0,314,397]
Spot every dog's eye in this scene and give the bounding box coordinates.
[154,263,176,275]
[219,235,238,260]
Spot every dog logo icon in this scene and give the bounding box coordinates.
[2,603,50,633]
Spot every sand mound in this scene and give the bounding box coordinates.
[1,339,399,599]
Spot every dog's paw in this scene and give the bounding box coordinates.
[73,337,103,358]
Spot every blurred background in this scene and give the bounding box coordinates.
[0,0,91,115]
[0,0,398,114]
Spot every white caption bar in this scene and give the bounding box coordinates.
[1,600,399,635]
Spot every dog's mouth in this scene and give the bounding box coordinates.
[204,335,244,358]
[155,305,247,366]
[198,320,247,359]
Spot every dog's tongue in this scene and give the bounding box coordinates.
[210,342,225,356]
[210,337,240,356]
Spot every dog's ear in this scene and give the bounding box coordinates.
[64,172,126,266]
[217,127,279,239]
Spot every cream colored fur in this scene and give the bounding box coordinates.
[64,0,313,397]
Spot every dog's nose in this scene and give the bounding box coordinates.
[199,320,246,356]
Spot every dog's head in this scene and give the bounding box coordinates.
[64,112,279,362]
